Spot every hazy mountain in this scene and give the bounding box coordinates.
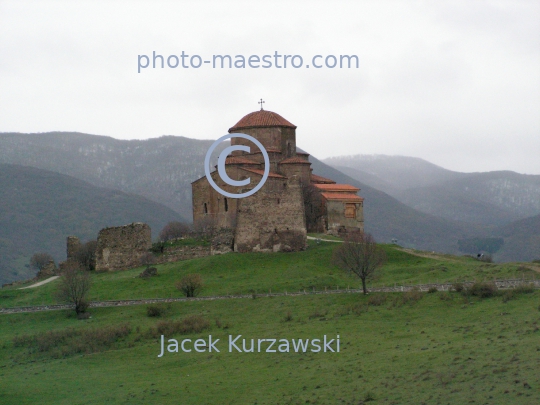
[399,171,540,226]
[0,132,226,221]
[323,154,468,192]
[1,133,535,265]
[324,155,540,227]
[308,156,475,254]
[494,214,540,263]
[0,164,182,285]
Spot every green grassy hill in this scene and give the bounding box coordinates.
[1,241,539,404]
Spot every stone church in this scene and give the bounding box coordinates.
[191,106,364,253]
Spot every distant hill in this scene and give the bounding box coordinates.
[0,132,226,221]
[323,154,468,192]
[399,171,540,226]
[494,214,540,262]
[308,156,475,253]
[324,155,540,227]
[0,164,182,284]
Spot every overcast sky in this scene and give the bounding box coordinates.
[1,1,539,174]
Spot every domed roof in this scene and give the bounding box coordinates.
[229,110,296,132]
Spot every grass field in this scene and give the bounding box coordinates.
[1,241,539,404]
[1,240,538,309]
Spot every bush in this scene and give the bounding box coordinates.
[514,283,535,294]
[159,221,192,242]
[466,282,498,298]
[439,292,453,301]
[176,274,204,297]
[478,254,493,263]
[531,259,540,264]
[284,311,293,322]
[427,286,438,293]
[309,309,328,319]
[367,294,387,306]
[452,282,465,293]
[391,288,424,307]
[13,324,132,358]
[146,304,167,317]
[147,315,210,338]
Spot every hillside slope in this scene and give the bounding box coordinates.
[0,164,181,284]
[399,171,540,226]
[495,214,540,262]
[0,132,226,220]
[308,156,474,253]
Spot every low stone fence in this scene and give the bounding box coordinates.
[1,278,538,315]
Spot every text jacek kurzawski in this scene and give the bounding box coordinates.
[157,335,340,357]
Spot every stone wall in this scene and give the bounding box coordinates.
[66,236,81,260]
[154,245,211,264]
[234,177,307,253]
[95,223,152,271]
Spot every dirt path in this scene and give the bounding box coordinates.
[18,276,59,290]
[306,236,342,243]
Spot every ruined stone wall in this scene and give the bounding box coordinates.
[234,177,307,252]
[66,236,81,260]
[95,223,152,271]
[154,245,211,264]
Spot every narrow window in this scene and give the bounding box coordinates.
[203,203,208,214]
[277,198,281,204]
[224,198,228,212]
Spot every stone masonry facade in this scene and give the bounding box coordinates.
[95,222,152,271]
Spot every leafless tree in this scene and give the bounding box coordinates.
[75,240,97,271]
[159,221,192,241]
[332,232,386,294]
[302,183,325,233]
[140,252,156,268]
[175,274,204,297]
[56,264,92,315]
[193,216,218,240]
[30,252,54,271]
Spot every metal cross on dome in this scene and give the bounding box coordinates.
[258,98,265,110]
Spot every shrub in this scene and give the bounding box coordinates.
[439,292,453,301]
[502,290,515,303]
[391,288,424,308]
[466,282,498,298]
[478,254,493,263]
[175,274,204,297]
[367,294,387,306]
[159,221,192,242]
[284,311,293,322]
[309,309,328,319]
[452,282,465,293]
[428,286,438,293]
[147,304,168,317]
[147,315,210,338]
[13,324,131,358]
[532,259,540,264]
[514,283,535,294]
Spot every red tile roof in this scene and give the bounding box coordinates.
[225,156,259,165]
[250,149,282,154]
[310,174,336,184]
[229,110,296,132]
[313,184,360,192]
[239,167,287,179]
[279,156,311,164]
[296,151,310,156]
[321,192,364,203]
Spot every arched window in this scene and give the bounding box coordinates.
[224,198,228,212]
[203,203,208,214]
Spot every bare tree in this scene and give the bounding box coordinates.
[30,252,54,272]
[75,240,97,271]
[175,274,204,297]
[159,221,192,241]
[302,183,326,233]
[56,264,92,315]
[140,252,156,268]
[332,232,386,294]
[193,216,218,240]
